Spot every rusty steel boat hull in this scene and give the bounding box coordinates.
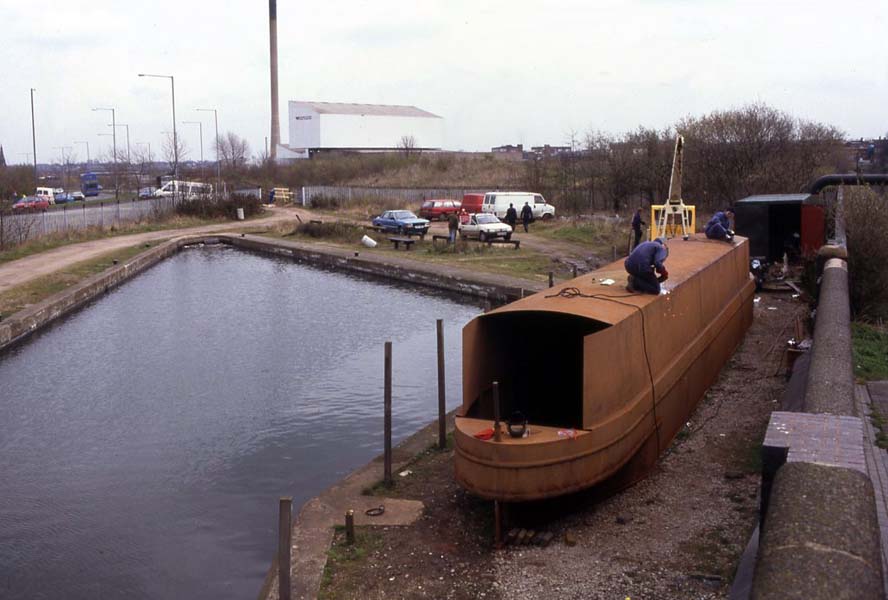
[454,235,755,501]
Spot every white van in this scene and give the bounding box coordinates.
[35,187,57,205]
[481,191,555,220]
[154,180,213,200]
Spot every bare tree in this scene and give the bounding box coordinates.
[216,132,251,173]
[398,135,416,158]
[162,133,190,174]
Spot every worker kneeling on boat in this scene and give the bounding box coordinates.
[705,209,735,241]
[625,237,669,294]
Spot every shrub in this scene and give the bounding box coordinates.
[176,194,263,220]
[844,187,888,320]
[309,194,340,210]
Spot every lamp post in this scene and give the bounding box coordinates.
[195,108,220,195]
[108,123,130,163]
[74,140,90,168]
[93,107,118,200]
[138,73,177,177]
[30,88,37,183]
[182,121,203,163]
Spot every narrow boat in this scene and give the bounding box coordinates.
[453,234,755,501]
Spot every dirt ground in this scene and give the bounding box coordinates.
[319,293,808,600]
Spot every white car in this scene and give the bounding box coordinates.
[459,213,513,241]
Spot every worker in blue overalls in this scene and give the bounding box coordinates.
[705,209,735,241]
[625,237,669,294]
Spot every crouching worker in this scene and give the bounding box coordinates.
[625,237,669,294]
[705,209,735,241]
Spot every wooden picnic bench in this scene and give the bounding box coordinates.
[432,234,452,245]
[388,236,416,250]
[486,238,520,249]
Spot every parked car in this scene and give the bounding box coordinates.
[12,197,50,211]
[481,191,555,220]
[459,212,513,241]
[54,192,76,203]
[372,210,430,236]
[138,187,157,199]
[71,191,85,201]
[418,199,461,221]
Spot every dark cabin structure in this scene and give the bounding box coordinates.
[733,194,824,261]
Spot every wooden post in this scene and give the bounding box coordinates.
[436,319,447,450]
[384,341,393,486]
[345,509,355,546]
[278,497,292,600]
[493,381,501,442]
[572,264,578,278]
[548,271,554,288]
[494,500,503,548]
[612,245,617,261]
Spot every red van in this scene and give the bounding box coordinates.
[461,193,484,215]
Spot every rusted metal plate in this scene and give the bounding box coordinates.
[455,234,755,501]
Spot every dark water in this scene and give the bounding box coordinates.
[0,246,481,600]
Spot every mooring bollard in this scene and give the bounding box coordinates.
[345,509,355,546]
[384,341,393,486]
[436,319,446,450]
[493,381,502,442]
[548,271,554,288]
[278,497,292,600]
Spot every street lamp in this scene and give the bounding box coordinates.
[182,121,203,163]
[74,140,90,168]
[196,108,220,195]
[108,123,130,163]
[138,73,177,177]
[30,88,38,182]
[93,107,118,200]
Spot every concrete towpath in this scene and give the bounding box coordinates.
[855,381,888,598]
[0,205,311,295]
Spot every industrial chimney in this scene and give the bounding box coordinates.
[268,0,281,161]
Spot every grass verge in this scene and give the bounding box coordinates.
[531,217,630,257]
[852,321,888,381]
[0,243,160,316]
[261,222,559,283]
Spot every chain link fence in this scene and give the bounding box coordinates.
[0,197,180,250]
[300,186,491,208]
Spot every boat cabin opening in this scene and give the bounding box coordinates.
[463,310,608,429]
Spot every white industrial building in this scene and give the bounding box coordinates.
[276,101,443,160]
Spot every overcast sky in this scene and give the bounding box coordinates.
[2,0,886,164]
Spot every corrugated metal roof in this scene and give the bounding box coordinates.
[735,194,812,204]
[290,101,441,119]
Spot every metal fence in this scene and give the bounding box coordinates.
[0,197,181,249]
[300,186,490,208]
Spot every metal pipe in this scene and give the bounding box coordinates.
[806,173,888,195]
[493,381,501,442]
